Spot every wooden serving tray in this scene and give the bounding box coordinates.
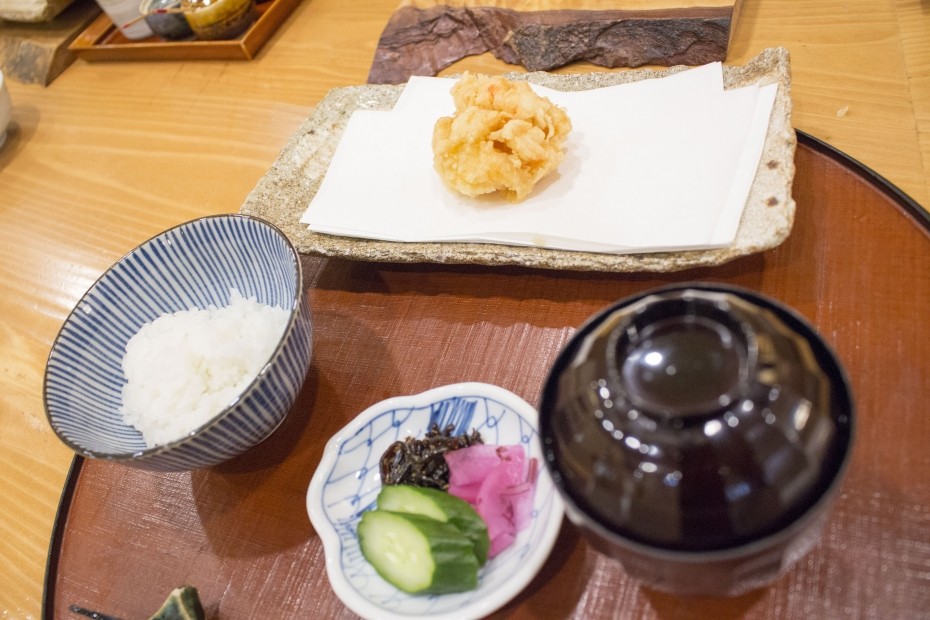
[68,0,299,61]
[43,133,930,618]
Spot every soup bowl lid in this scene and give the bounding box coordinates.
[539,283,854,553]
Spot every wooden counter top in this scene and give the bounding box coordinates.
[1,0,928,615]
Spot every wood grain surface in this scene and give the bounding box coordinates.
[46,136,930,618]
[1,0,929,617]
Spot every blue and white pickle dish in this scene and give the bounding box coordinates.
[306,382,564,620]
[43,214,313,472]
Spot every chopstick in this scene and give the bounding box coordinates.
[69,604,122,620]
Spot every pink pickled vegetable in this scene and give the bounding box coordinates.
[444,444,538,558]
[444,444,507,503]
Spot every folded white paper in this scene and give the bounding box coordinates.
[301,65,777,254]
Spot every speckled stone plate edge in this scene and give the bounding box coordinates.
[240,47,795,273]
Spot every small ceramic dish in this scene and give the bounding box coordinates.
[140,0,193,40]
[306,382,564,620]
[181,0,255,40]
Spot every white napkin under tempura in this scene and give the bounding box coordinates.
[300,64,778,254]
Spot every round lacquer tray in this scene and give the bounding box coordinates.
[44,132,930,619]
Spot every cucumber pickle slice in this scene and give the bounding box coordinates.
[377,484,490,566]
[358,510,479,595]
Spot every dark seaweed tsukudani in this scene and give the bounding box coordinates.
[380,424,483,490]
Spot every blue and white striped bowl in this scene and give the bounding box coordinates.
[43,214,313,471]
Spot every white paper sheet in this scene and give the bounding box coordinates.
[301,66,777,254]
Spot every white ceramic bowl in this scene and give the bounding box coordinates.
[307,383,564,620]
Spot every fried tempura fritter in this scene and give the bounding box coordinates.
[432,73,572,202]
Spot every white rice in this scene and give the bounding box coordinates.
[120,289,290,448]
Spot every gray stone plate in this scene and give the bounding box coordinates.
[240,47,794,273]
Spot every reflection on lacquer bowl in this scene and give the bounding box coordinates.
[43,214,313,472]
[307,383,564,620]
[539,283,854,597]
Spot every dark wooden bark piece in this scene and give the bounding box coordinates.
[369,4,739,84]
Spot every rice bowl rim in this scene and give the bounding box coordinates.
[43,213,306,462]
